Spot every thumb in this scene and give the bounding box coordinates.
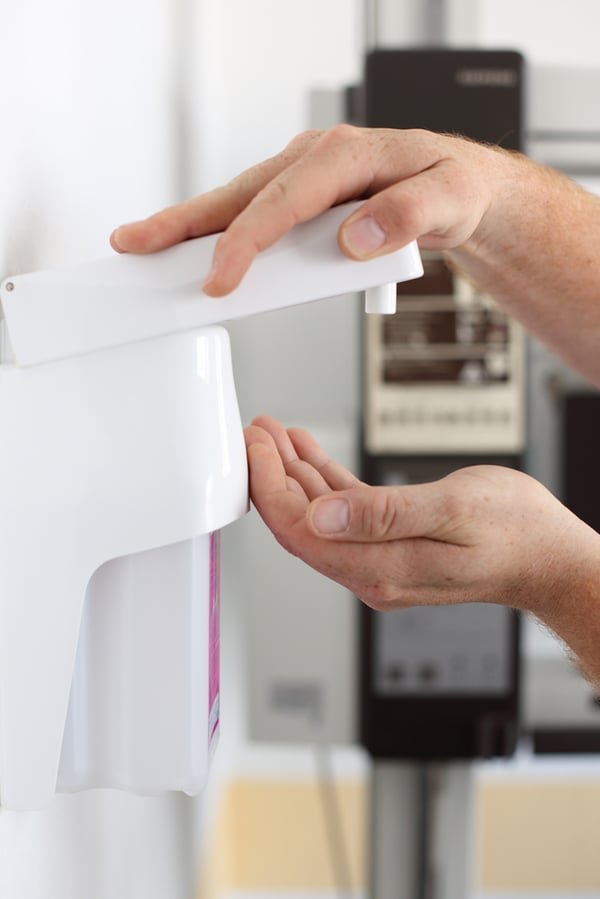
[338,162,486,260]
[307,483,465,544]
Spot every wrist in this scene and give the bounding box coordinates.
[532,518,600,689]
[448,146,532,270]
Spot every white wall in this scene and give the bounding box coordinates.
[0,1,195,897]
[0,0,178,269]
[376,0,600,63]
[478,0,600,66]
[189,0,363,191]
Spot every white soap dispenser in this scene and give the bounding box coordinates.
[0,202,423,810]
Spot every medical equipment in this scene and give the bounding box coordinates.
[357,48,524,762]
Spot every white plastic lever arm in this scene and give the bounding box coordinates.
[0,201,423,367]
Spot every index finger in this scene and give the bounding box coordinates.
[202,125,446,295]
[113,125,447,295]
[110,131,324,255]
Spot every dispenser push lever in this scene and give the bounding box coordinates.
[0,202,423,367]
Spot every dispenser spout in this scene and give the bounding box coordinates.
[0,202,423,367]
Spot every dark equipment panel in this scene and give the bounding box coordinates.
[365,48,523,149]
[357,48,524,760]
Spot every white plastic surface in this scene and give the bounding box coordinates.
[58,534,220,796]
[365,282,397,314]
[0,326,247,809]
[0,204,421,809]
[0,202,423,367]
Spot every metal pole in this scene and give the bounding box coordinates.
[369,762,421,899]
[369,761,475,899]
[430,764,476,899]
[363,0,378,51]
[363,5,481,898]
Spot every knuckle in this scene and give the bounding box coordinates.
[411,126,437,144]
[439,157,476,203]
[358,590,387,611]
[319,123,363,149]
[273,529,300,559]
[432,477,479,538]
[260,177,290,206]
[286,128,322,152]
[358,582,399,610]
[438,487,467,522]
[224,168,263,216]
[364,489,400,540]
[251,178,299,240]
[381,193,427,238]
[145,207,181,241]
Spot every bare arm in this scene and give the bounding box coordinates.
[447,152,600,387]
[111,127,600,686]
[246,417,600,692]
[111,126,600,384]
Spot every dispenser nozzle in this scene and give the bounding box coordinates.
[365,282,398,315]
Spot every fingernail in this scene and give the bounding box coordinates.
[114,221,138,235]
[311,498,350,535]
[111,223,137,250]
[341,215,386,258]
[110,227,125,250]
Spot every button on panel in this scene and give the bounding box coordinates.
[374,604,511,696]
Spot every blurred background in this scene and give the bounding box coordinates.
[1,1,600,897]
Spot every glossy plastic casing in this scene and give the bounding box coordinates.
[0,327,247,809]
[0,202,422,809]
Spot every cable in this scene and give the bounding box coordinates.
[315,744,356,898]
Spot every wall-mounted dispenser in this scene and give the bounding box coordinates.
[0,201,423,810]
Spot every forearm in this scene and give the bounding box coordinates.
[113,127,600,688]
[447,150,600,387]
[113,128,600,369]
[538,592,600,694]
[529,516,600,692]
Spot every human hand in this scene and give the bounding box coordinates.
[244,416,600,624]
[110,126,513,296]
